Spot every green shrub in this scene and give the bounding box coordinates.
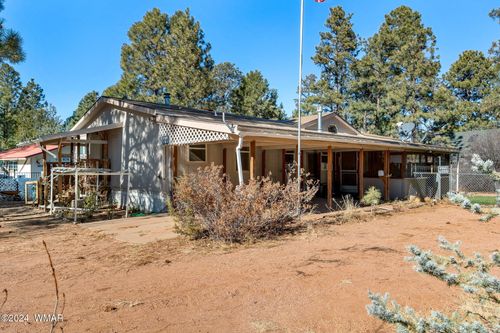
[83,191,98,218]
[361,186,382,206]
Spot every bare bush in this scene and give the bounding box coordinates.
[170,165,318,243]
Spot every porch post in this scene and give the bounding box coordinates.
[250,140,256,180]
[401,152,407,178]
[327,145,333,208]
[57,139,63,200]
[384,150,390,201]
[358,149,364,200]
[222,148,227,175]
[50,170,54,214]
[295,144,298,164]
[102,133,109,187]
[76,135,81,163]
[74,168,78,223]
[261,150,266,177]
[281,149,286,184]
[42,146,48,210]
[172,146,178,179]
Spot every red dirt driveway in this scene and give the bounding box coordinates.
[0,204,498,332]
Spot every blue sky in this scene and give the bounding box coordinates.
[3,0,498,119]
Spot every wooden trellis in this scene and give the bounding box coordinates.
[159,123,230,145]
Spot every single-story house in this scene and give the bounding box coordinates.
[35,97,457,213]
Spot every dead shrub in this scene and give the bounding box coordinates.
[170,165,318,243]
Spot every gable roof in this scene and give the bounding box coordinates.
[0,144,57,160]
[70,96,458,153]
[294,112,360,134]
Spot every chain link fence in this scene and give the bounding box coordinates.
[408,172,450,199]
[449,167,497,194]
[0,172,40,201]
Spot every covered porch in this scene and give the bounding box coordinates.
[164,128,453,209]
[35,123,129,215]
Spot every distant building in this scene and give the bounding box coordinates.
[453,128,500,171]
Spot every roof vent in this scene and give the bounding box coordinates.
[328,124,338,134]
[317,105,323,132]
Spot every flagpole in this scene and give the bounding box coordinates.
[297,0,304,215]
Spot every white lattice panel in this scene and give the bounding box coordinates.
[159,123,230,145]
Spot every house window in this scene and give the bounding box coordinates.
[240,147,250,171]
[188,144,206,162]
[0,160,17,174]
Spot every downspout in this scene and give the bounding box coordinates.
[235,135,244,186]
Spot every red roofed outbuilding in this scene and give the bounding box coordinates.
[0,144,59,178]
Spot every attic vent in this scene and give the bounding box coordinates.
[327,124,338,134]
[159,123,230,145]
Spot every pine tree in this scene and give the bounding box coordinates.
[231,70,284,119]
[14,79,61,143]
[0,63,21,149]
[350,6,440,140]
[312,6,358,119]
[293,74,321,117]
[105,8,168,101]
[208,62,243,112]
[163,9,213,108]
[0,0,24,64]
[349,50,390,134]
[64,90,99,130]
[104,8,213,108]
[443,50,497,130]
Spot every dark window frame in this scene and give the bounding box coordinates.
[188,144,207,162]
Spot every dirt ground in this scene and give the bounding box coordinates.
[0,202,498,333]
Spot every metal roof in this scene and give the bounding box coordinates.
[0,144,58,160]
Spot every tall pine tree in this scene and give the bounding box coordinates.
[64,90,99,130]
[350,6,440,140]
[0,0,24,64]
[312,6,358,120]
[443,50,497,130]
[163,9,213,108]
[104,8,213,108]
[293,74,321,117]
[14,79,61,143]
[0,63,21,149]
[209,62,243,113]
[231,70,284,119]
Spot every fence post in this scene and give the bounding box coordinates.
[456,159,460,192]
[436,172,441,199]
[50,171,54,214]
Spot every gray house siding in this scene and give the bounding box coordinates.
[83,105,168,212]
